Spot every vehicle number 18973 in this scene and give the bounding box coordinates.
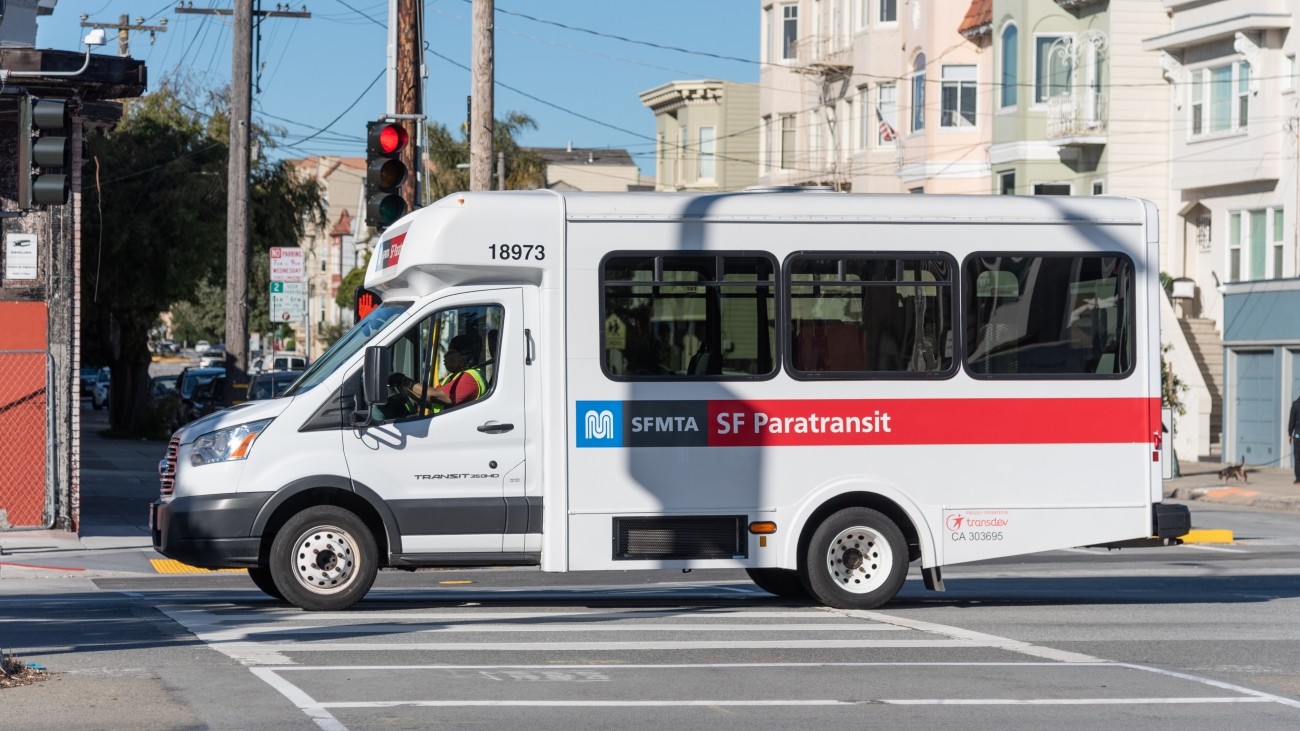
[489,244,545,261]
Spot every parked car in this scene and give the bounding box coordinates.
[194,340,211,354]
[79,366,100,397]
[250,353,307,374]
[91,367,110,410]
[163,366,226,430]
[247,370,303,401]
[155,339,180,355]
[150,374,179,399]
[187,375,227,423]
[198,349,227,368]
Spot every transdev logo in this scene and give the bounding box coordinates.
[377,231,406,271]
[576,401,622,448]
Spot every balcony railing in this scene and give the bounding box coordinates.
[1046,91,1108,144]
[794,34,853,71]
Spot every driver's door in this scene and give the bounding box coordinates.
[343,288,525,555]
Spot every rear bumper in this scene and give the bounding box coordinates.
[150,492,269,568]
[1153,501,1191,540]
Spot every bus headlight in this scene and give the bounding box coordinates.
[191,419,273,467]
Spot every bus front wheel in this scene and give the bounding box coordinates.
[269,505,378,611]
[803,507,908,610]
[248,565,286,602]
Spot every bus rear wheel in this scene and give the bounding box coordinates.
[269,506,378,611]
[745,568,810,600]
[804,507,908,610]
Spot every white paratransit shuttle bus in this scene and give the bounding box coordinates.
[151,189,1190,611]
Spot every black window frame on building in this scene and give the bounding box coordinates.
[599,251,778,382]
[784,252,958,381]
[962,252,1135,380]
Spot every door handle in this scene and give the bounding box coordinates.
[477,421,515,434]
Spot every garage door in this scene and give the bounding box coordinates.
[1235,351,1277,466]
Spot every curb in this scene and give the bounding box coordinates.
[1180,528,1234,544]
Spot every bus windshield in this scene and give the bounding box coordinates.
[282,302,410,396]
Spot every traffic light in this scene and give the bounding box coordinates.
[365,121,409,230]
[354,286,380,321]
[16,96,72,208]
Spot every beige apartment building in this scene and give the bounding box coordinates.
[529,146,643,191]
[290,156,367,359]
[640,80,761,191]
[757,0,990,193]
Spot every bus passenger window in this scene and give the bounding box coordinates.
[788,255,955,378]
[963,254,1133,377]
[601,253,776,379]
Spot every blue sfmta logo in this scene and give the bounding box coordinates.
[576,401,622,447]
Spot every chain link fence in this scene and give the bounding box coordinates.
[0,350,53,529]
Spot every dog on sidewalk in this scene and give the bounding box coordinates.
[1217,456,1248,484]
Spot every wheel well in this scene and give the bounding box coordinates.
[797,492,922,566]
[257,487,390,567]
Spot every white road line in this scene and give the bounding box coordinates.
[1056,548,1101,555]
[157,609,836,622]
[214,639,992,653]
[300,697,1275,709]
[1182,544,1249,554]
[1117,663,1300,710]
[192,622,905,641]
[877,697,1273,706]
[832,609,1105,664]
[249,668,347,731]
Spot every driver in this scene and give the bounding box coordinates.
[389,334,486,415]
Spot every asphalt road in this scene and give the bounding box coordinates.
[3,512,1299,730]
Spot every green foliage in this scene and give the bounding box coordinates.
[81,82,325,435]
[1161,343,1187,417]
[426,112,547,201]
[335,250,373,309]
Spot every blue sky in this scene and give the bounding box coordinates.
[36,0,759,178]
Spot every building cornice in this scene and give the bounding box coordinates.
[1142,14,1290,53]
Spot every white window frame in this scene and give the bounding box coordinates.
[879,0,897,25]
[1000,22,1018,110]
[1188,60,1250,139]
[779,113,796,171]
[762,5,772,63]
[1034,34,1072,105]
[781,3,799,62]
[760,115,772,176]
[1091,179,1105,196]
[878,83,897,146]
[698,126,716,182]
[1285,54,1296,93]
[940,64,977,128]
[856,86,869,150]
[911,54,926,133]
[1228,206,1285,281]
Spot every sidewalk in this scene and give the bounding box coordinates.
[1164,459,1300,514]
[3,410,1296,579]
[0,407,163,579]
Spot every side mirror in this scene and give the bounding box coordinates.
[362,345,391,406]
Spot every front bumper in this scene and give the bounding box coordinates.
[150,492,270,568]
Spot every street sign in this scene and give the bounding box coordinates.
[4,233,38,280]
[270,281,307,323]
[269,246,306,281]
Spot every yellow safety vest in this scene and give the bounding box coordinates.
[427,367,486,415]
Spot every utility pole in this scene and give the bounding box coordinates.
[395,0,422,210]
[176,2,309,400]
[227,0,253,398]
[470,0,494,191]
[79,14,168,58]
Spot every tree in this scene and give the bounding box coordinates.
[82,83,325,436]
[426,112,547,200]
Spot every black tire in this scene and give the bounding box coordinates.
[247,565,286,602]
[269,506,378,611]
[803,507,908,610]
[745,568,810,600]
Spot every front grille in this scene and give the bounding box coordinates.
[159,434,180,496]
[613,516,747,561]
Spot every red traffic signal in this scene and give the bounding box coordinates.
[365,121,410,230]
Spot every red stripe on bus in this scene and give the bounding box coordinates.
[706,398,1159,447]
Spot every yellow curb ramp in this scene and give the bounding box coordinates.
[1180,529,1234,544]
[150,559,247,574]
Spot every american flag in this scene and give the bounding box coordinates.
[876,106,897,143]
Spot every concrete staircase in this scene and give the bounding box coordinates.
[1179,317,1223,458]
